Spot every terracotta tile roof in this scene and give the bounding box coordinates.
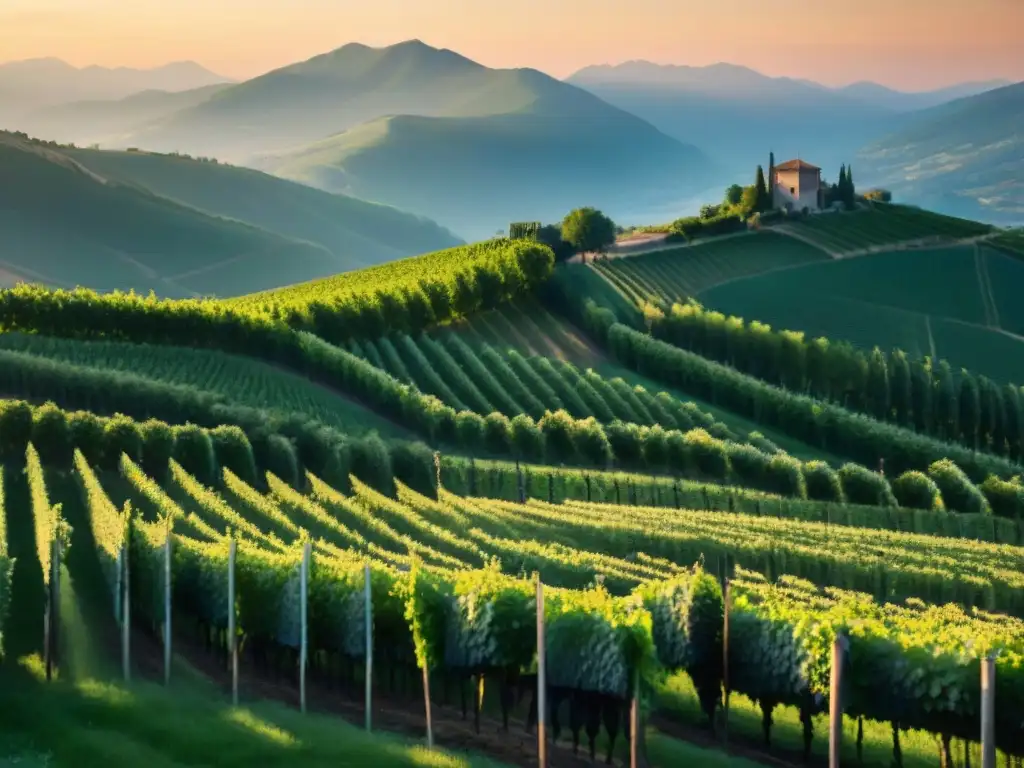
[775,159,820,171]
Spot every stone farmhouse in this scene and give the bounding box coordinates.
[770,158,823,212]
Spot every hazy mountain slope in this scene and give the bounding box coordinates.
[146,41,710,238]
[0,133,347,298]
[834,79,1011,111]
[123,40,544,160]
[19,84,230,146]
[0,58,232,125]
[61,146,462,267]
[564,61,958,179]
[857,81,1024,224]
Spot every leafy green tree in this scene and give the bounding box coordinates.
[536,224,575,263]
[561,208,616,255]
[724,184,744,206]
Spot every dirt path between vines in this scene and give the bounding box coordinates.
[119,624,801,768]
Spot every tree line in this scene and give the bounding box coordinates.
[647,300,1024,462]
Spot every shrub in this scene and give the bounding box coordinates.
[928,459,991,515]
[0,399,33,462]
[388,441,435,497]
[67,410,105,466]
[683,429,730,481]
[606,421,643,468]
[838,463,897,507]
[264,435,300,488]
[455,411,486,452]
[978,475,1024,519]
[572,417,613,466]
[171,424,217,486]
[803,461,844,503]
[210,425,258,486]
[350,433,394,495]
[483,412,513,456]
[746,431,780,455]
[31,402,73,468]
[725,443,770,489]
[318,441,352,492]
[891,471,944,511]
[102,414,143,471]
[538,410,577,463]
[509,414,544,462]
[765,454,807,499]
[639,425,670,469]
[139,419,175,482]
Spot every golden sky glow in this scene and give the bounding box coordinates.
[2,0,1022,90]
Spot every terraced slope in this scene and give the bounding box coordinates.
[701,244,1024,384]
[586,231,830,307]
[776,203,992,256]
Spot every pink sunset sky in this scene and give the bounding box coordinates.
[2,0,1022,90]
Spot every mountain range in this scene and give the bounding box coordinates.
[106,41,715,237]
[566,61,1012,183]
[856,81,1024,224]
[0,42,1020,255]
[0,131,460,297]
[0,59,233,127]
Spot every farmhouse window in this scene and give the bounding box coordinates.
[790,187,796,194]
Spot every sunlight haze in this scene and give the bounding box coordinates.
[2,0,1022,89]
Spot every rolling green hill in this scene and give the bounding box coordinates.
[118,40,714,239]
[700,244,1024,384]
[0,132,343,297]
[61,145,462,267]
[0,132,462,296]
[857,81,1024,224]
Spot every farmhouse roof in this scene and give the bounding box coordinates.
[775,159,820,171]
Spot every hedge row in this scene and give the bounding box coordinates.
[604,323,1021,484]
[649,301,1024,460]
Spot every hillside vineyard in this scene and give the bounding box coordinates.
[1,197,1023,768]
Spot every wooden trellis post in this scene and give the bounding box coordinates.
[829,634,848,768]
[980,654,996,768]
[364,563,373,732]
[164,532,172,686]
[536,575,548,768]
[228,539,238,706]
[121,542,131,682]
[299,541,310,713]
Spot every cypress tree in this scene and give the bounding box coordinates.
[866,347,891,421]
[933,360,957,440]
[910,358,933,434]
[838,164,848,205]
[846,164,855,204]
[1004,384,1023,461]
[755,165,769,211]
[958,370,981,449]
[768,151,776,203]
[888,349,912,426]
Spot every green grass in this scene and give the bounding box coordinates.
[658,672,966,768]
[0,333,408,438]
[700,244,1024,385]
[0,660,511,768]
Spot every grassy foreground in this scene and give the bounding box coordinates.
[0,657,509,768]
